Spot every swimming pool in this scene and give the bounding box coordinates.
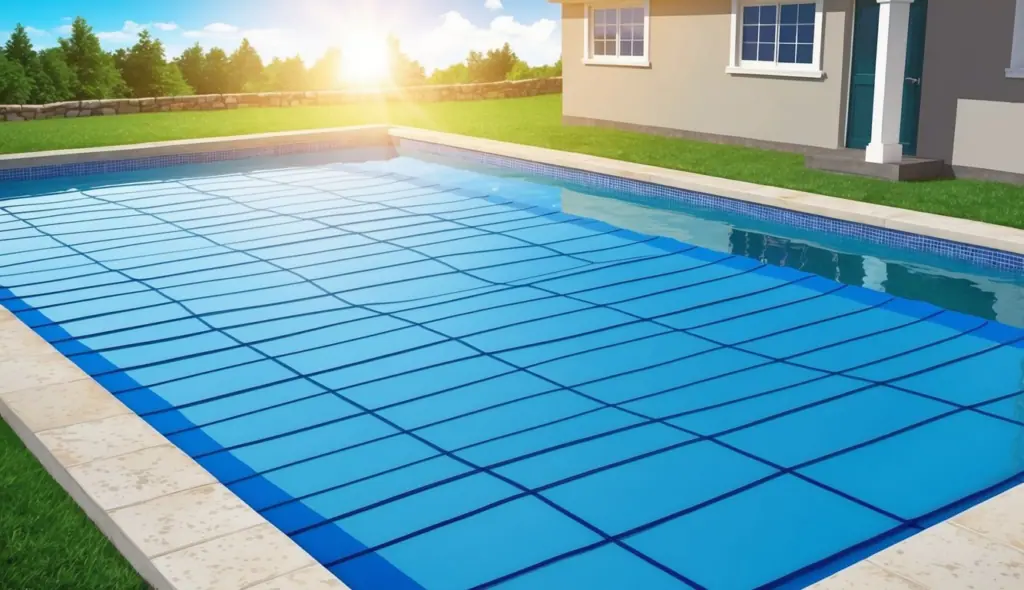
[1,142,1023,590]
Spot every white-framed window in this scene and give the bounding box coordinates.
[727,0,825,78]
[583,1,651,67]
[1009,0,1024,78]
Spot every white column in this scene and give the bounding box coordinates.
[866,0,914,164]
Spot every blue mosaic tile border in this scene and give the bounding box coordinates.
[0,139,362,183]
[397,138,1024,274]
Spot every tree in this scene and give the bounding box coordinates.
[467,43,518,83]
[36,48,76,102]
[4,24,36,67]
[175,43,206,92]
[111,48,128,73]
[160,63,193,96]
[4,24,47,103]
[507,59,531,81]
[229,38,263,92]
[428,62,469,85]
[386,36,424,86]
[201,47,230,94]
[59,17,124,99]
[507,57,562,81]
[119,31,169,98]
[0,52,32,103]
[308,47,341,90]
[263,55,307,91]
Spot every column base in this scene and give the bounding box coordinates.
[865,141,904,164]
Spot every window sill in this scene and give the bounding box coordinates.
[1006,68,1024,79]
[725,66,825,79]
[582,58,651,68]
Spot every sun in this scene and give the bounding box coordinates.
[340,33,391,86]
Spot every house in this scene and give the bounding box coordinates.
[552,0,1024,183]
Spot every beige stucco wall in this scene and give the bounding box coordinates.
[561,0,855,149]
[951,99,1024,175]
[917,0,1024,174]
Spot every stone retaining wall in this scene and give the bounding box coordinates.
[0,77,562,122]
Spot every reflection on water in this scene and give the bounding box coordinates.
[726,229,1021,326]
[560,188,1024,328]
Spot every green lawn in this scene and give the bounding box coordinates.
[0,419,147,589]
[1,93,1022,229]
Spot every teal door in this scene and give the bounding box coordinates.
[845,0,929,155]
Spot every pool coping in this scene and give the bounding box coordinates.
[0,124,1021,589]
[386,127,1024,259]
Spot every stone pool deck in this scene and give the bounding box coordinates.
[0,126,1022,589]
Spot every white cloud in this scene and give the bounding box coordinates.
[153,22,179,31]
[183,22,240,37]
[24,26,49,36]
[54,24,73,35]
[485,0,504,11]
[96,20,147,42]
[405,11,560,73]
[177,23,301,60]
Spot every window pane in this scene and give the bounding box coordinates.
[758,42,775,61]
[620,39,633,56]
[798,2,816,23]
[760,23,776,43]
[759,5,778,24]
[633,40,644,56]
[594,8,605,25]
[780,4,799,24]
[743,6,760,24]
[743,24,759,43]
[621,23,633,42]
[633,24,644,41]
[779,24,796,43]
[798,23,815,43]
[796,43,813,64]
[778,43,797,63]
[742,42,758,61]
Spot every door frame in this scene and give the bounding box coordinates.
[842,0,929,155]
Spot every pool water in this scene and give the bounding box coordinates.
[1,146,1023,590]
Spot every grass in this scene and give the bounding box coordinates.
[0,418,147,589]
[1,94,1023,229]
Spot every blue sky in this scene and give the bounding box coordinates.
[2,0,562,72]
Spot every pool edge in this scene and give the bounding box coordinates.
[0,308,348,590]
[1,123,1021,261]
[387,127,1024,262]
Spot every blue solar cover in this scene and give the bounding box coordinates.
[1,153,1022,590]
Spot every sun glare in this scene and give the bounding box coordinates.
[340,33,391,86]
